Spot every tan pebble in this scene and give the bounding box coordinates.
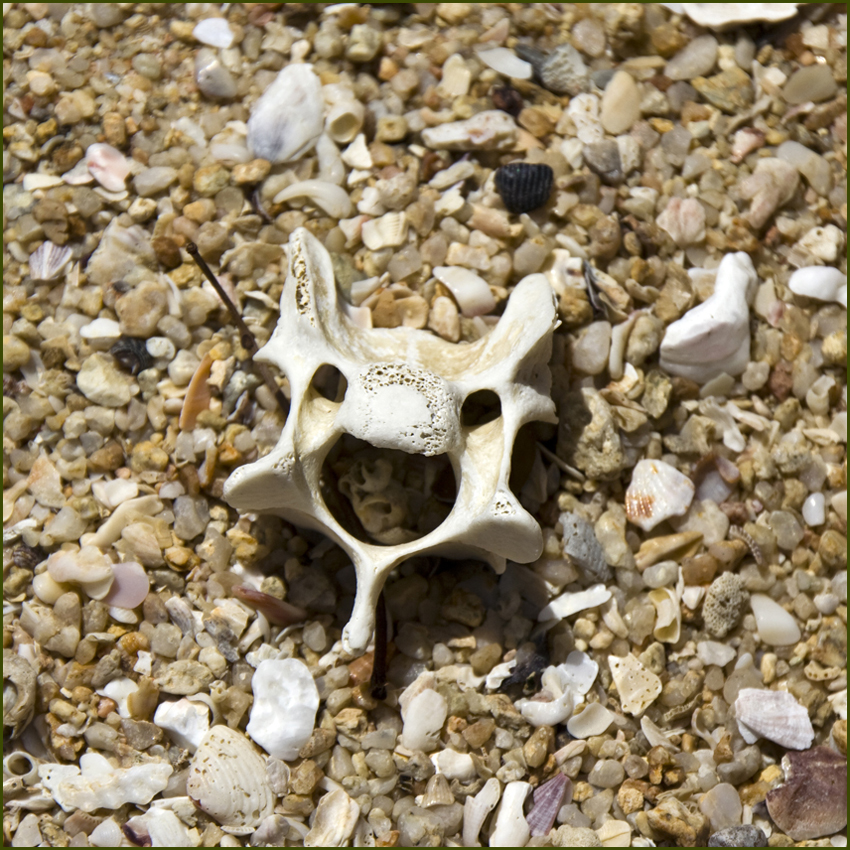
[231,159,271,185]
[469,642,502,676]
[617,779,647,814]
[375,116,408,143]
[289,759,324,795]
[833,719,847,755]
[193,164,230,197]
[523,725,554,768]
[115,280,168,337]
[3,336,31,371]
[462,718,496,749]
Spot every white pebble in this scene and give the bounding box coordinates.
[193,17,234,49]
[146,336,176,360]
[789,265,847,306]
[696,640,737,667]
[802,492,826,527]
[400,688,447,752]
[750,594,801,646]
[477,48,532,79]
[247,658,319,760]
[154,699,210,751]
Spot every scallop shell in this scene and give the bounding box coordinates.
[625,459,695,532]
[495,162,554,214]
[29,241,72,281]
[186,725,275,835]
[734,688,814,750]
[526,772,570,837]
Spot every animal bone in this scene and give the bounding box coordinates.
[224,227,558,653]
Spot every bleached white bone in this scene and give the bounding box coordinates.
[224,228,558,653]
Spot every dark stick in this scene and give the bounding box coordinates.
[370,590,388,700]
[187,241,290,415]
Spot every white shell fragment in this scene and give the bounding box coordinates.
[625,459,695,532]
[193,17,235,49]
[477,48,533,79]
[659,251,758,383]
[421,110,519,151]
[538,583,612,623]
[224,228,558,653]
[247,63,324,163]
[789,266,847,307]
[649,587,682,644]
[463,777,502,847]
[273,179,353,219]
[304,789,360,847]
[735,688,814,750]
[432,266,496,317]
[85,143,131,192]
[678,3,800,28]
[608,653,663,716]
[29,241,72,282]
[187,725,275,835]
[246,658,320,760]
[567,702,615,738]
[153,699,210,752]
[39,752,172,813]
[750,593,802,646]
[490,781,532,847]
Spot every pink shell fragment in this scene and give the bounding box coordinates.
[86,143,131,192]
[526,772,571,837]
[232,585,308,626]
[101,561,150,609]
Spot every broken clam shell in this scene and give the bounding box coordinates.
[187,725,275,835]
[734,688,814,750]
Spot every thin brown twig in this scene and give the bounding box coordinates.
[187,241,289,416]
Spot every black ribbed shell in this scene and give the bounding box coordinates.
[495,162,554,214]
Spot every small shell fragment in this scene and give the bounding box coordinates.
[303,789,360,847]
[478,48,533,80]
[29,241,73,282]
[625,459,695,532]
[608,653,662,716]
[495,162,554,214]
[463,777,502,847]
[187,725,275,835]
[86,143,131,192]
[526,772,570,837]
[566,701,615,738]
[734,688,814,749]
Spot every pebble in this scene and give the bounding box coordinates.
[708,825,768,847]
[133,166,178,198]
[76,354,133,407]
[195,49,237,100]
[750,593,802,646]
[665,35,718,81]
[802,492,826,526]
[583,140,622,184]
[692,67,753,113]
[600,72,640,135]
[572,321,612,375]
[782,64,838,105]
[115,280,169,337]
